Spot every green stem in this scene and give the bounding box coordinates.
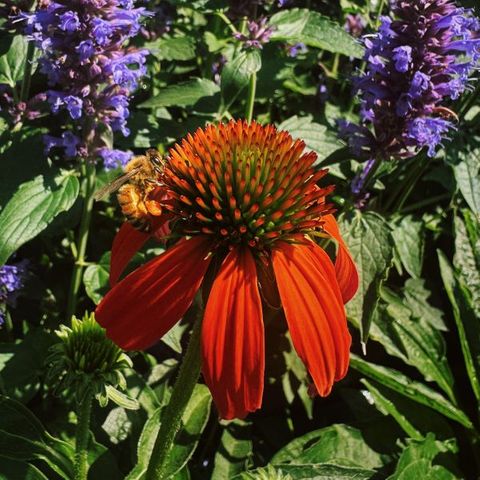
[215,11,238,34]
[400,192,451,214]
[66,163,96,320]
[375,0,387,27]
[20,41,36,102]
[245,71,257,123]
[73,395,93,480]
[392,155,431,212]
[145,309,203,480]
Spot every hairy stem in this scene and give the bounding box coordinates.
[145,309,203,480]
[66,163,96,320]
[73,395,93,480]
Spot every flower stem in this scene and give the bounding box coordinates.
[66,163,96,320]
[20,41,36,102]
[245,71,257,123]
[74,395,93,480]
[145,309,203,480]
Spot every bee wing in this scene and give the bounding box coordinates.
[93,167,142,201]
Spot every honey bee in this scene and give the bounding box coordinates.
[94,149,166,232]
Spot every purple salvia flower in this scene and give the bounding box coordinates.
[21,0,149,168]
[286,42,307,57]
[234,17,274,50]
[0,261,27,326]
[342,0,480,162]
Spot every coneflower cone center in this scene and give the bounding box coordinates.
[163,120,334,251]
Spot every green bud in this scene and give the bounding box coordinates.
[46,312,138,409]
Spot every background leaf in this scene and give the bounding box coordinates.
[269,9,364,58]
[0,170,79,267]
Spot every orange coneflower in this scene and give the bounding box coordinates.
[96,120,358,419]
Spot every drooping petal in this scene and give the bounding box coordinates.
[109,222,150,286]
[96,236,212,350]
[202,248,264,419]
[305,242,351,380]
[272,242,351,396]
[322,214,359,303]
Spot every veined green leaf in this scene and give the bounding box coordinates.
[340,211,394,345]
[350,355,473,429]
[0,36,29,87]
[269,9,364,58]
[140,78,220,108]
[391,215,425,278]
[146,36,196,61]
[211,420,252,480]
[438,250,480,404]
[236,463,376,479]
[272,423,384,469]
[221,50,261,109]
[126,384,211,480]
[83,252,110,305]
[0,458,49,480]
[387,434,457,480]
[361,380,423,440]
[277,115,344,165]
[0,170,79,267]
[454,209,480,318]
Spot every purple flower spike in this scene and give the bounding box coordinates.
[21,0,149,168]
[0,261,28,326]
[234,17,274,50]
[342,0,480,161]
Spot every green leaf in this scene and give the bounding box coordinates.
[391,215,425,278]
[237,464,376,480]
[360,379,456,441]
[0,36,29,87]
[340,211,394,344]
[146,36,196,61]
[402,279,446,331]
[350,355,473,429]
[272,424,384,469]
[0,170,79,266]
[361,380,423,440]
[125,407,162,480]
[374,287,455,401]
[269,9,364,58]
[0,329,55,403]
[140,78,220,108]
[277,115,344,164]
[211,420,252,480]
[438,250,480,403]
[164,384,212,477]
[83,252,110,305]
[388,434,456,480]
[454,209,480,318]
[221,50,261,109]
[0,458,49,480]
[449,139,480,214]
[126,384,211,480]
[0,396,74,479]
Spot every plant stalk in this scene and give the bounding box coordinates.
[145,309,203,480]
[20,41,36,102]
[245,71,257,123]
[66,163,96,320]
[73,394,93,480]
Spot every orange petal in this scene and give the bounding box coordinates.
[322,214,359,303]
[110,222,150,286]
[272,242,351,396]
[96,236,212,350]
[202,247,264,419]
